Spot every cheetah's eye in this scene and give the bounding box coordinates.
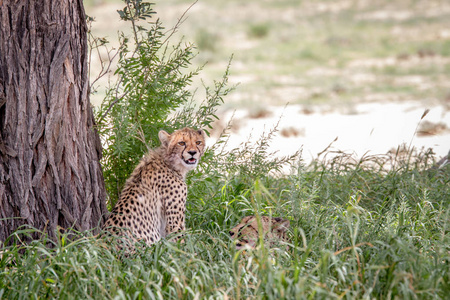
[178,141,186,146]
[196,141,202,145]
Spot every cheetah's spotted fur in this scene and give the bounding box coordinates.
[229,216,290,249]
[102,127,206,246]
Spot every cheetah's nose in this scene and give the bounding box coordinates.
[188,150,197,156]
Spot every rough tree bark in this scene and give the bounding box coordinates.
[0,0,108,242]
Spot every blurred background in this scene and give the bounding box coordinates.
[85,0,450,163]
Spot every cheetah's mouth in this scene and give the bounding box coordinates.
[184,157,197,165]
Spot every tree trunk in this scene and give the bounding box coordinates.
[0,0,107,242]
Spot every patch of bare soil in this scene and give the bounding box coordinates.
[417,121,449,136]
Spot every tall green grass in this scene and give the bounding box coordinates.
[1,147,448,299]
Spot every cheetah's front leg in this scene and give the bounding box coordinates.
[165,198,186,242]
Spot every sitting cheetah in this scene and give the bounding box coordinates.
[229,216,290,249]
[103,127,206,246]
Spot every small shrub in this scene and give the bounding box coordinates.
[195,29,219,52]
[248,22,271,39]
[94,0,232,206]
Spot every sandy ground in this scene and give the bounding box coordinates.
[209,101,450,164]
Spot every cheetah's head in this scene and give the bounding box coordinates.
[159,127,206,176]
[229,216,290,249]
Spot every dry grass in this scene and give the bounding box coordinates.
[85,0,450,110]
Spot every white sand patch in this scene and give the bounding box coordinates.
[228,74,256,85]
[209,102,450,164]
[356,10,413,21]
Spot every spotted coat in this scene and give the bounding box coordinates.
[229,216,290,249]
[102,127,206,246]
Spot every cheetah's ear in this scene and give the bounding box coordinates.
[273,218,290,233]
[241,216,254,223]
[158,130,171,147]
[197,129,206,138]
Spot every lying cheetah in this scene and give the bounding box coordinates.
[229,216,290,249]
[103,127,206,246]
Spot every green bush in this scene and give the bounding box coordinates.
[247,22,271,39]
[95,0,232,206]
[195,29,220,52]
